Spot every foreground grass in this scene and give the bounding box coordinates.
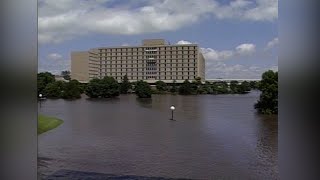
[38,115,63,135]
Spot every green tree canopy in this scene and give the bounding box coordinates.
[155,80,167,91]
[85,78,103,98]
[44,81,65,98]
[229,81,239,94]
[120,75,132,94]
[44,80,82,99]
[38,72,55,95]
[250,81,259,89]
[211,81,229,94]
[254,70,278,114]
[135,80,152,98]
[194,77,202,85]
[101,76,120,97]
[179,80,195,95]
[170,80,177,93]
[85,76,120,98]
[61,80,81,99]
[238,81,251,93]
[61,70,71,80]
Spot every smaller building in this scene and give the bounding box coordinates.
[54,75,69,82]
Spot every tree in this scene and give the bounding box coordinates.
[61,70,71,80]
[179,80,195,95]
[250,81,259,89]
[229,80,239,94]
[170,80,177,93]
[135,80,152,98]
[155,80,167,92]
[61,80,81,99]
[254,70,278,114]
[194,77,202,86]
[85,76,120,98]
[44,81,65,98]
[212,81,229,94]
[85,78,103,98]
[100,76,120,98]
[205,81,213,94]
[120,75,132,94]
[38,72,55,95]
[238,81,251,93]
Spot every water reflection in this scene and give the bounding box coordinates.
[136,97,153,109]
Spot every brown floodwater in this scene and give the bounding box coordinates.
[38,91,278,179]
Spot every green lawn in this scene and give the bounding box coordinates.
[38,114,63,135]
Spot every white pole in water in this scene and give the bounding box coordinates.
[170,105,175,120]
[39,94,43,108]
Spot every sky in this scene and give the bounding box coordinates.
[38,0,278,79]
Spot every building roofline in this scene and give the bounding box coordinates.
[89,43,199,50]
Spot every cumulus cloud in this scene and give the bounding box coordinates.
[200,43,255,61]
[269,65,278,72]
[235,43,256,55]
[47,53,63,60]
[266,37,279,49]
[176,40,193,44]
[38,0,278,44]
[205,62,277,79]
[39,53,70,74]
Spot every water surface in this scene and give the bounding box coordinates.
[38,92,278,179]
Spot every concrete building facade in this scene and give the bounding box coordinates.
[71,39,205,83]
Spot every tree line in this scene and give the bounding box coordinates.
[38,70,277,114]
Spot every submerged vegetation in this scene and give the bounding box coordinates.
[38,72,259,99]
[255,70,278,115]
[38,70,277,114]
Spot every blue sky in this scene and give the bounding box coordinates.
[38,0,278,79]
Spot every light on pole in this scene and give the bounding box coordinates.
[170,105,175,120]
[39,93,43,108]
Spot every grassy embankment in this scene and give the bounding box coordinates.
[38,114,63,135]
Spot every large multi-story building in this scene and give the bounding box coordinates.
[71,39,205,83]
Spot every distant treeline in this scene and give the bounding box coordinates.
[38,72,257,99]
[38,70,277,114]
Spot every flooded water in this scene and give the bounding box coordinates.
[38,91,278,179]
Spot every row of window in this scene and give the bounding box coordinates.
[98,51,197,56]
[145,47,157,50]
[97,57,197,61]
[89,66,196,72]
[145,51,157,54]
[146,67,157,70]
[91,72,197,76]
[90,75,198,80]
[146,72,157,74]
[90,64,197,68]
[98,46,197,52]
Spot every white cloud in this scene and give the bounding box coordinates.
[39,53,70,74]
[200,43,255,61]
[176,40,193,45]
[213,0,277,21]
[236,43,256,55]
[47,53,63,60]
[38,0,278,44]
[205,61,277,79]
[269,65,278,72]
[242,0,278,21]
[266,37,279,49]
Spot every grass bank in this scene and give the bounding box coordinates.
[38,115,63,135]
